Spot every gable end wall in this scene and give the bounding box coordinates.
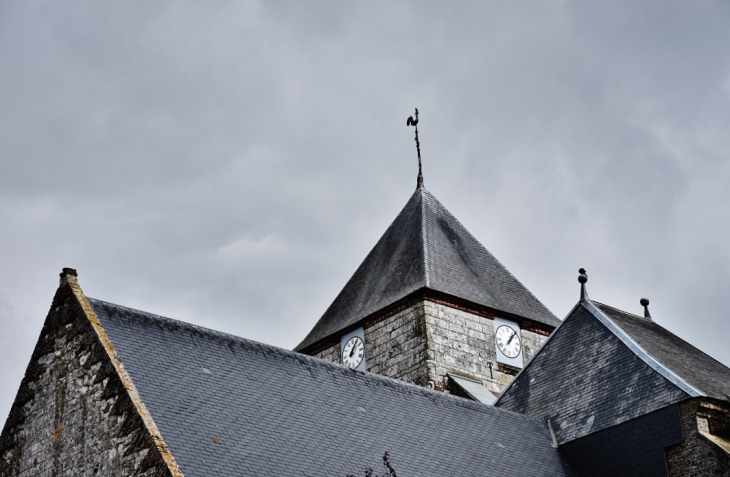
[0,284,173,477]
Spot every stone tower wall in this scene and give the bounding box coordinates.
[313,302,431,386]
[0,284,172,477]
[311,298,550,396]
[423,300,548,395]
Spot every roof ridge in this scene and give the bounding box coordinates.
[419,186,430,288]
[593,300,730,399]
[420,188,558,323]
[89,298,545,422]
[582,300,704,397]
[592,301,646,320]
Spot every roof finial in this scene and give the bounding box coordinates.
[406,108,423,188]
[578,268,588,302]
[640,298,652,320]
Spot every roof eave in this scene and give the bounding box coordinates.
[295,287,559,354]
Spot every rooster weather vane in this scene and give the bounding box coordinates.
[407,108,423,187]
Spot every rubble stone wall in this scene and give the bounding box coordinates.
[313,341,340,364]
[666,400,730,477]
[0,285,172,477]
[362,303,430,385]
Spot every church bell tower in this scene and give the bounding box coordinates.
[295,182,559,398]
[296,111,559,399]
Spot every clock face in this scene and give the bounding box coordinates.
[342,336,365,369]
[495,325,521,359]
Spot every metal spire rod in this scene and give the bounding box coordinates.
[407,108,423,187]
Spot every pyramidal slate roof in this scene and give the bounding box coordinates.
[88,298,573,477]
[296,184,559,351]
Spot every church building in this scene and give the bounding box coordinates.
[1,175,729,475]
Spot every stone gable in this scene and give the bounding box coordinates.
[0,279,175,477]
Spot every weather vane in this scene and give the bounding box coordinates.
[407,108,423,187]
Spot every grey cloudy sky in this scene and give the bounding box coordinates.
[2,1,730,429]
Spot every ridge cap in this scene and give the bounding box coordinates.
[592,300,646,321]
[419,186,430,288]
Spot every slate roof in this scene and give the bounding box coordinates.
[89,298,573,477]
[296,185,559,351]
[494,302,689,444]
[496,298,730,445]
[593,302,730,401]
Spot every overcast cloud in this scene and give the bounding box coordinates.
[2,1,730,430]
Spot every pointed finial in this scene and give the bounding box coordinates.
[578,268,588,302]
[640,298,652,320]
[406,108,423,187]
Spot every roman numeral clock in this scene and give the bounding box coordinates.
[494,317,524,370]
[340,327,366,371]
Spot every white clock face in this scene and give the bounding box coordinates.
[495,325,521,358]
[342,336,365,369]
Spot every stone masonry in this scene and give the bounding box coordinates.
[0,276,174,477]
[315,302,431,386]
[313,298,550,396]
[666,399,730,476]
[423,300,547,395]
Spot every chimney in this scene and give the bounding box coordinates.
[59,267,78,286]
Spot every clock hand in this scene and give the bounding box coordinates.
[506,332,516,346]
